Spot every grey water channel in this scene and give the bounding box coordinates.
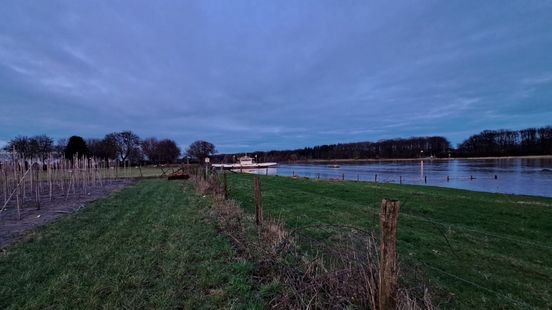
[244,158,552,197]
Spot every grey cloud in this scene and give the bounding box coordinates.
[0,1,551,152]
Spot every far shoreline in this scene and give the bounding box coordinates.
[280,154,552,164]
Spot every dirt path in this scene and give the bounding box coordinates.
[0,180,135,249]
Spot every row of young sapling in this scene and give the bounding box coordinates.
[0,152,135,220]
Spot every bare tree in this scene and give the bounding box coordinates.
[31,135,54,161]
[141,138,181,164]
[88,138,118,161]
[141,137,159,162]
[106,131,141,163]
[4,136,31,157]
[55,138,67,156]
[157,139,181,163]
[64,136,89,159]
[128,146,144,164]
[186,140,216,164]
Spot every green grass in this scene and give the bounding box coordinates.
[0,179,261,309]
[117,166,164,178]
[226,173,552,309]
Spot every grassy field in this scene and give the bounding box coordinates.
[98,166,166,178]
[226,173,552,309]
[0,180,261,309]
[2,174,550,309]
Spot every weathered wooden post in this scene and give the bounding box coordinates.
[342,173,345,181]
[254,176,263,226]
[35,165,40,210]
[204,157,210,180]
[317,173,320,180]
[447,175,450,182]
[379,199,400,310]
[375,174,378,182]
[494,174,498,180]
[2,168,7,204]
[223,173,228,200]
[424,175,427,184]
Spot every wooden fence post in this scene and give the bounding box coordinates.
[254,176,263,226]
[223,173,228,200]
[379,199,400,310]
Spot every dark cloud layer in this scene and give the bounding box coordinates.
[1,1,551,152]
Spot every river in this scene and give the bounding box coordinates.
[243,158,552,197]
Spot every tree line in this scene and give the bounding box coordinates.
[214,136,452,162]
[1,131,217,165]
[3,125,550,164]
[456,126,552,157]
[214,126,552,162]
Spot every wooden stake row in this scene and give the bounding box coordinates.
[0,151,130,220]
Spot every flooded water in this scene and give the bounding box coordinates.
[243,158,552,197]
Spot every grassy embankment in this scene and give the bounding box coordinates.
[0,180,262,309]
[226,173,552,309]
[2,173,550,308]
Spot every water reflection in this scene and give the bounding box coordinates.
[245,158,552,197]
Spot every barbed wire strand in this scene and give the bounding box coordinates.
[418,261,532,309]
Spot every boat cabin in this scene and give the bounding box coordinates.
[238,156,254,165]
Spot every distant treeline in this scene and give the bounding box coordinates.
[214,126,552,162]
[3,126,551,164]
[456,126,552,157]
[2,131,182,165]
[2,131,218,166]
[214,136,451,162]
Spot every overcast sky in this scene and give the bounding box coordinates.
[1,1,551,152]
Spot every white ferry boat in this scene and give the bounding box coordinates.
[212,156,277,170]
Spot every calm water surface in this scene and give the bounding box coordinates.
[245,158,552,197]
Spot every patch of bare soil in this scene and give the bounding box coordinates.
[0,180,135,249]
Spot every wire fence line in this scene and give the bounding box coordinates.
[397,210,552,251]
[243,184,552,252]
[287,218,537,308]
[241,168,513,193]
[229,168,552,252]
[192,170,552,308]
[203,169,550,308]
[252,212,539,309]
[416,261,532,309]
